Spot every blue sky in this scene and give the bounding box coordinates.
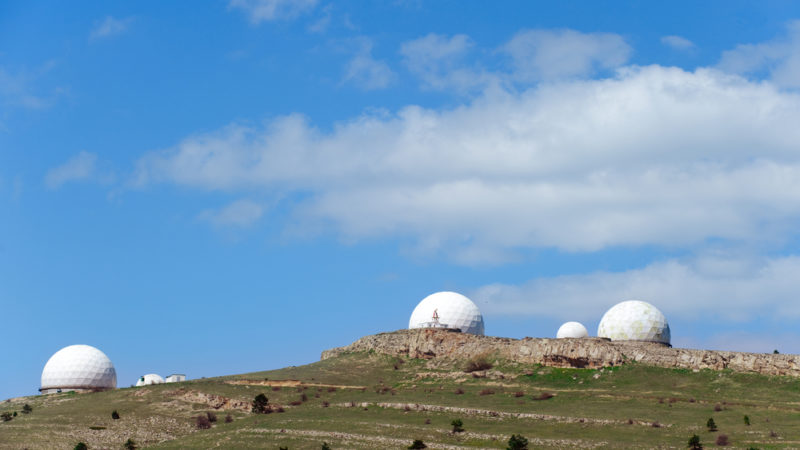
[3,0,800,399]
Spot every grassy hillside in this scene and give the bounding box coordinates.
[3,351,800,449]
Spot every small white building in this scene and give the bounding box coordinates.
[135,374,165,386]
[165,374,186,383]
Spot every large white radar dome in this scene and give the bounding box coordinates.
[408,291,484,335]
[597,300,670,345]
[135,374,165,386]
[40,345,117,394]
[556,321,589,338]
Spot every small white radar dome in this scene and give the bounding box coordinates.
[135,374,165,386]
[408,291,484,335]
[597,300,670,345]
[40,345,117,394]
[556,321,589,338]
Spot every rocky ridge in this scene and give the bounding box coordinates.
[322,329,800,376]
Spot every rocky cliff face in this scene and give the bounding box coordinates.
[322,329,800,376]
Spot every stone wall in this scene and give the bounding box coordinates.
[322,329,800,377]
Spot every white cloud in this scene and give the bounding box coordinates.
[90,16,133,41]
[342,38,394,90]
[134,65,800,259]
[472,253,800,322]
[400,33,493,92]
[45,151,98,189]
[502,29,631,81]
[199,199,266,227]
[661,35,694,50]
[228,0,318,23]
[718,20,800,88]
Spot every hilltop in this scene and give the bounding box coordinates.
[2,329,800,449]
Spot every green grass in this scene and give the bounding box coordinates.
[3,353,800,448]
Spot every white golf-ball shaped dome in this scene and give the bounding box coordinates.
[597,300,670,345]
[556,321,589,338]
[136,373,165,386]
[41,345,117,392]
[409,291,484,335]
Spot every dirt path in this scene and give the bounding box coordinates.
[226,379,366,389]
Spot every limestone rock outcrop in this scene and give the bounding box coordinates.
[322,329,800,376]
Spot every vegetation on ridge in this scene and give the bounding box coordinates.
[2,351,800,448]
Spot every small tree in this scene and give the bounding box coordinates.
[21,403,32,414]
[687,434,702,449]
[507,433,529,450]
[74,443,88,450]
[252,394,270,414]
[743,415,750,426]
[196,414,212,429]
[451,418,464,433]
[124,438,137,450]
[773,349,779,354]
[408,439,427,449]
[706,417,717,432]
[111,410,120,420]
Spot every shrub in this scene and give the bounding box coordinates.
[507,433,529,450]
[112,410,120,420]
[514,391,524,398]
[743,415,750,426]
[301,393,308,402]
[716,434,729,446]
[124,438,137,450]
[322,401,330,407]
[74,443,88,450]
[252,394,270,414]
[12,412,16,417]
[327,387,337,393]
[532,392,554,401]
[206,412,217,423]
[714,404,723,412]
[321,443,331,450]
[272,386,281,391]
[454,388,464,395]
[424,418,431,424]
[276,406,285,413]
[408,439,427,449]
[687,434,702,449]
[627,419,634,425]
[196,414,212,429]
[706,417,717,432]
[451,419,464,433]
[289,400,303,406]
[225,414,233,423]
[463,354,493,373]
[22,404,32,414]
[770,430,778,437]
[1,412,12,422]
[479,388,495,396]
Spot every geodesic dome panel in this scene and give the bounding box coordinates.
[597,300,670,344]
[41,345,117,391]
[409,291,485,335]
[556,321,589,338]
[135,373,165,386]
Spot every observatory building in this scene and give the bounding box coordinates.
[135,374,165,386]
[597,300,670,345]
[408,291,485,335]
[556,321,589,338]
[40,345,117,394]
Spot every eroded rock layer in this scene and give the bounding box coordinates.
[322,329,800,376]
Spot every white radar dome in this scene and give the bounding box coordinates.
[136,374,165,386]
[40,345,117,394]
[597,300,670,345]
[556,321,589,338]
[408,291,484,335]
